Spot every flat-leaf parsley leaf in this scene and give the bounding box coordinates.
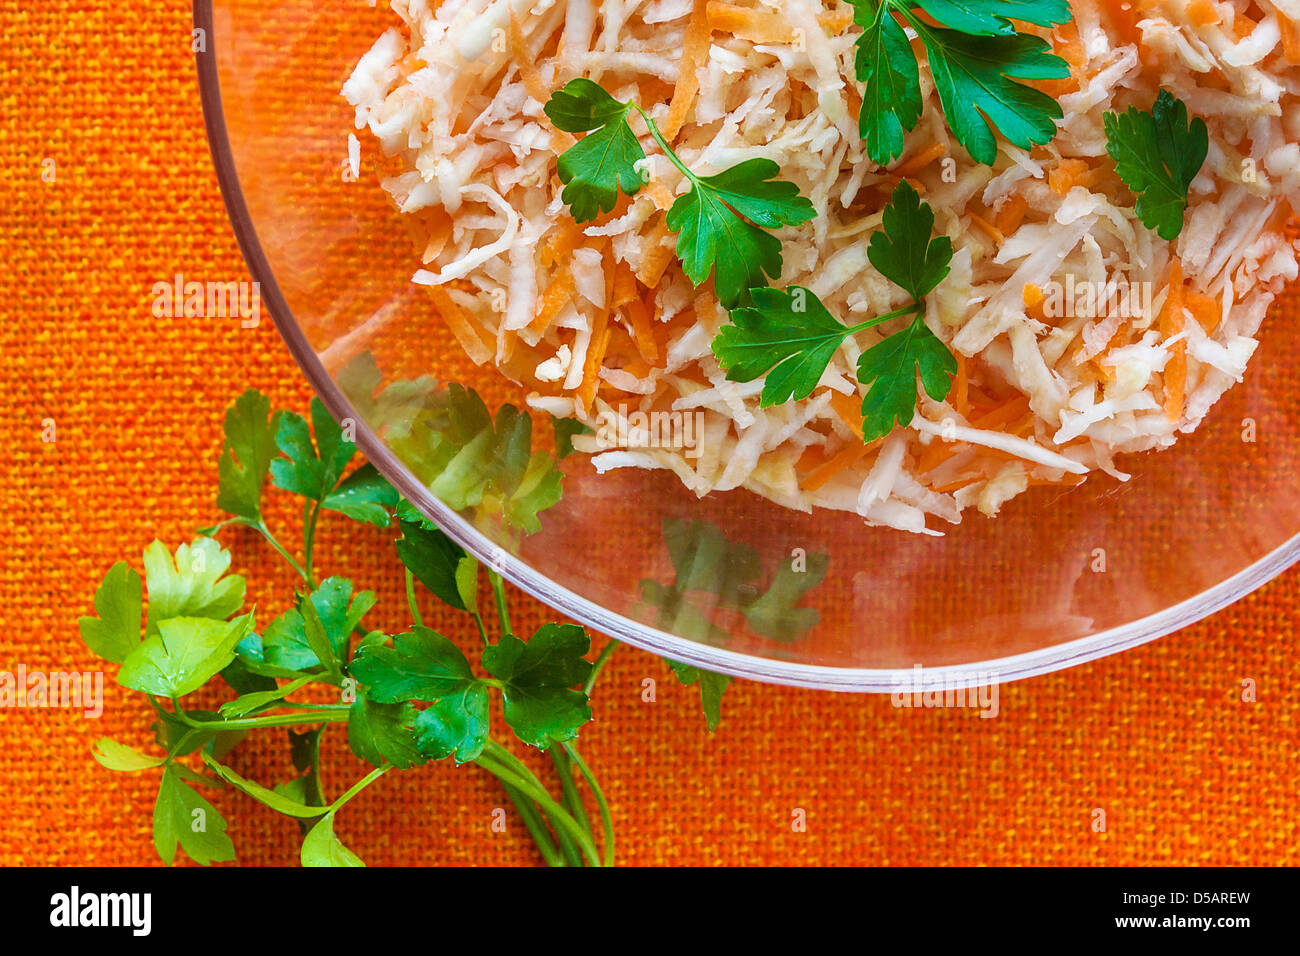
[544,78,646,223]
[546,80,815,308]
[851,1,1072,166]
[1105,89,1209,241]
[713,182,956,440]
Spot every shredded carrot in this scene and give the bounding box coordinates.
[930,476,982,495]
[1280,13,1300,64]
[615,357,654,380]
[578,255,618,414]
[611,262,638,310]
[1023,283,1046,311]
[1022,282,1051,324]
[951,352,969,417]
[540,220,583,269]
[419,210,454,264]
[426,286,493,365]
[819,9,855,32]
[995,195,1029,237]
[917,435,1037,477]
[1100,0,1144,48]
[704,3,856,41]
[529,270,576,335]
[1008,412,1037,439]
[1042,21,1084,97]
[663,0,712,141]
[915,439,969,477]
[801,439,884,492]
[968,212,1005,245]
[963,381,999,409]
[1187,0,1221,27]
[611,261,659,362]
[705,2,788,43]
[829,390,865,434]
[1049,158,1092,195]
[1055,19,1084,66]
[894,142,947,178]
[1159,257,1185,338]
[578,321,612,415]
[1233,9,1258,40]
[508,5,550,105]
[970,395,1033,432]
[795,446,830,478]
[625,295,660,364]
[645,180,676,211]
[635,218,677,288]
[1159,257,1187,421]
[843,82,862,127]
[1186,289,1222,335]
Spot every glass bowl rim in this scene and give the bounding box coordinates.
[191,0,1300,693]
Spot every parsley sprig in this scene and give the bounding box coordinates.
[851,0,1074,166]
[713,181,957,442]
[80,378,622,867]
[1104,89,1209,241]
[545,78,816,307]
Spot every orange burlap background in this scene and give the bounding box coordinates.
[3,1,1297,866]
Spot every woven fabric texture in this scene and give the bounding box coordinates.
[1,1,1297,866]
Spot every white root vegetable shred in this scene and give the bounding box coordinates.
[347,0,1300,534]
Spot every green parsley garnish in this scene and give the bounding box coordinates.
[544,78,816,307]
[80,379,635,868]
[712,181,956,442]
[1104,89,1209,241]
[912,0,1074,37]
[851,0,1074,166]
[545,78,646,222]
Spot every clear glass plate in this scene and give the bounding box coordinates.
[193,0,1300,691]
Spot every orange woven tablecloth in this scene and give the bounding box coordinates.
[2,1,1296,866]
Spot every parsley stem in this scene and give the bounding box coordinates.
[405,568,424,627]
[166,729,201,761]
[223,517,309,583]
[488,571,513,638]
[205,516,383,662]
[476,746,602,866]
[302,500,322,586]
[542,768,586,868]
[277,702,351,710]
[329,763,389,814]
[583,639,619,696]
[475,749,600,868]
[562,742,614,868]
[499,781,565,867]
[470,611,490,647]
[244,674,315,711]
[173,709,348,732]
[633,104,696,184]
[845,302,924,335]
[304,726,327,807]
[549,746,593,859]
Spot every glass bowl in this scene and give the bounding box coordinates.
[193,0,1300,692]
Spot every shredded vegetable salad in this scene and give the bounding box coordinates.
[344,0,1300,535]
